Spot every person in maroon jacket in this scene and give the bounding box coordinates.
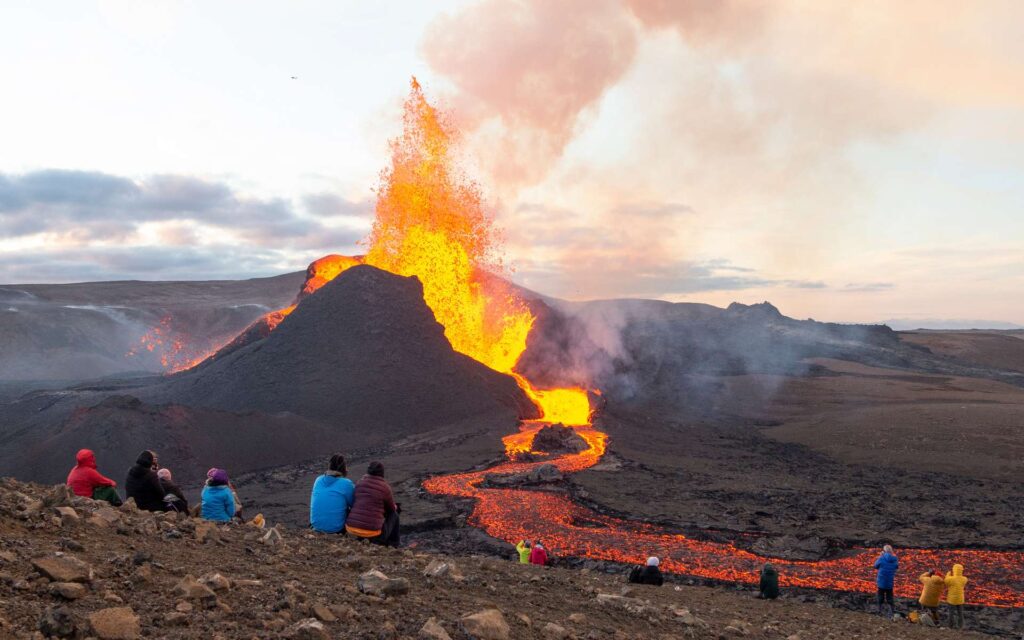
[344,461,400,547]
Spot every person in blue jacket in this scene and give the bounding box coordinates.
[310,453,355,533]
[201,468,236,522]
[874,544,899,617]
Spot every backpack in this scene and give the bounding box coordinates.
[628,566,643,583]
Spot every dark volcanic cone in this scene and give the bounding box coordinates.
[153,265,538,433]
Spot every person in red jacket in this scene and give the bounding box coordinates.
[344,461,400,547]
[66,449,121,505]
[529,541,549,566]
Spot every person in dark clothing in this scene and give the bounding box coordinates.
[759,563,780,599]
[157,468,188,513]
[125,450,165,512]
[628,556,664,586]
[344,461,399,547]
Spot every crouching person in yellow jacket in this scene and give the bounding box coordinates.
[515,540,532,564]
[945,564,968,629]
[918,571,945,625]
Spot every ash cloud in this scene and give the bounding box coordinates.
[421,0,638,188]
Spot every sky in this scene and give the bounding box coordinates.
[1,0,1022,326]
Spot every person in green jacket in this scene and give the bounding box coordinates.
[758,563,780,599]
[515,540,532,564]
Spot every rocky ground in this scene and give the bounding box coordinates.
[0,478,1001,640]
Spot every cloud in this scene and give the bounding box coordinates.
[842,282,895,293]
[0,169,369,282]
[421,0,638,187]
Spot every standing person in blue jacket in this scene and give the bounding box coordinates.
[201,468,236,522]
[310,453,355,534]
[874,544,899,618]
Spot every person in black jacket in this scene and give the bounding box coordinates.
[157,468,189,513]
[759,563,780,599]
[125,450,165,512]
[628,556,665,586]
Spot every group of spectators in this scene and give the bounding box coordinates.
[67,448,402,547]
[66,448,238,522]
[65,449,972,629]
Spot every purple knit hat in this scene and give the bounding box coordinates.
[207,468,229,484]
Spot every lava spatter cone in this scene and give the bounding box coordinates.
[156,265,539,432]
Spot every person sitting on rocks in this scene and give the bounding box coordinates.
[918,570,944,626]
[515,540,532,564]
[201,468,237,522]
[157,468,188,513]
[944,564,967,629]
[758,562,779,599]
[873,544,899,617]
[125,450,166,512]
[66,449,121,505]
[310,453,355,534]
[628,556,664,585]
[529,540,549,566]
[345,461,400,547]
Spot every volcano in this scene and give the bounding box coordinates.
[150,264,538,431]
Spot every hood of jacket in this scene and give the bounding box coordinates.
[319,474,348,487]
[75,449,96,468]
[952,564,963,577]
[128,462,153,479]
[878,552,898,567]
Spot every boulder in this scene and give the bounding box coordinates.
[38,606,77,638]
[173,574,218,607]
[194,522,221,544]
[460,609,510,640]
[311,603,336,622]
[55,506,79,523]
[594,594,653,616]
[287,618,330,640]
[542,622,568,639]
[419,617,452,640]
[50,582,88,600]
[357,569,410,597]
[199,572,232,591]
[32,555,94,583]
[529,464,564,483]
[43,484,74,508]
[87,607,140,640]
[423,558,463,580]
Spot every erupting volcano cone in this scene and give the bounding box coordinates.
[155,265,539,433]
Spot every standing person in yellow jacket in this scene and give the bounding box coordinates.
[945,564,968,629]
[918,570,944,625]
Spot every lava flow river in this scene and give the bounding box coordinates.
[423,417,1024,608]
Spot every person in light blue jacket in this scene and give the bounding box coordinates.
[201,468,236,522]
[310,453,355,534]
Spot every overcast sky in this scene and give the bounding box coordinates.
[1,1,1022,325]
